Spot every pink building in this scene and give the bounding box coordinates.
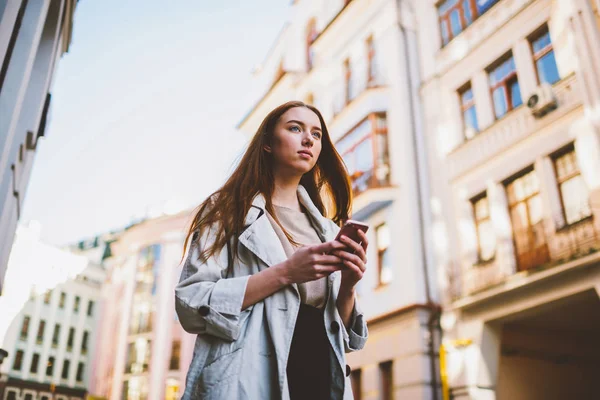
[89,212,195,400]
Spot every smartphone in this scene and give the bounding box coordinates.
[335,220,369,247]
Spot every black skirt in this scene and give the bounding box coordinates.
[287,303,332,400]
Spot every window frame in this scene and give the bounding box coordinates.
[335,113,390,195]
[438,0,478,45]
[36,320,46,344]
[488,53,521,119]
[471,192,495,264]
[61,359,70,380]
[375,223,392,286]
[306,18,318,71]
[20,315,30,341]
[46,356,55,377]
[458,82,479,139]
[344,58,352,105]
[12,350,24,371]
[87,300,94,317]
[30,353,40,374]
[76,362,85,382]
[366,35,376,86]
[52,324,61,347]
[551,144,592,226]
[529,24,560,85]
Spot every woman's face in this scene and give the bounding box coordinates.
[268,106,323,176]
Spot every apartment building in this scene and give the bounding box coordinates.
[89,212,191,400]
[0,0,78,292]
[415,0,600,398]
[238,1,441,398]
[0,223,105,400]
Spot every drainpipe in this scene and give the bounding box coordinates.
[395,1,441,399]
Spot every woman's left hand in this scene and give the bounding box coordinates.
[333,229,369,293]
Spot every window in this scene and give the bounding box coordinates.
[344,58,352,104]
[36,320,46,344]
[506,169,549,271]
[472,194,495,262]
[67,327,75,351]
[5,391,17,400]
[306,18,317,70]
[47,356,55,376]
[52,324,61,347]
[379,361,393,400]
[170,340,181,370]
[62,359,70,379]
[438,0,499,45]
[59,292,66,309]
[376,224,392,285]
[553,146,592,225]
[74,296,80,313]
[366,36,376,85]
[489,54,522,119]
[530,26,560,85]
[30,353,40,373]
[12,350,24,371]
[87,300,94,317]
[351,369,362,400]
[76,362,85,382]
[23,394,33,400]
[459,84,479,139]
[81,331,89,354]
[336,114,390,196]
[20,316,30,340]
[44,290,52,304]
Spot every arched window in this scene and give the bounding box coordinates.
[306,18,317,70]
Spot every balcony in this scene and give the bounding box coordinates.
[452,206,600,300]
[446,74,581,181]
[335,113,395,219]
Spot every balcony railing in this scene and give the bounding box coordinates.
[450,205,600,300]
[350,166,391,198]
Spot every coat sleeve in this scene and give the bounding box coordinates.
[175,225,250,342]
[341,298,368,353]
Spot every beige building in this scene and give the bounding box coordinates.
[238,1,442,399]
[415,0,600,398]
[89,213,192,400]
[0,0,78,293]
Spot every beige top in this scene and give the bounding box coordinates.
[266,205,328,309]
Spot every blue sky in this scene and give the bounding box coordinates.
[21,0,290,245]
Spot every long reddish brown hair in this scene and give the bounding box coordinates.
[182,101,352,262]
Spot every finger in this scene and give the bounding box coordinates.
[339,235,366,261]
[340,252,366,272]
[311,240,347,254]
[316,265,342,274]
[341,259,364,278]
[357,229,369,251]
[316,254,343,265]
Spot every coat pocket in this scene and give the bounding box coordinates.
[196,347,243,397]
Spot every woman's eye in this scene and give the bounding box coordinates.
[312,132,322,139]
[290,126,301,132]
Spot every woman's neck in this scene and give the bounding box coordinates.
[272,175,302,211]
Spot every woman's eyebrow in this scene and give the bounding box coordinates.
[286,120,322,131]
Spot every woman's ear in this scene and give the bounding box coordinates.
[263,145,272,153]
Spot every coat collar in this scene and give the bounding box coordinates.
[238,185,334,267]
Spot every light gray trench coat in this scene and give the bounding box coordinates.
[175,186,368,399]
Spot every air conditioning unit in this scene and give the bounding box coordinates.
[527,83,557,118]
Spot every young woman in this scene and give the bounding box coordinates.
[175,101,369,400]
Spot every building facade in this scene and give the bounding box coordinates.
[0,223,105,400]
[415,0,600,398]
[0,0,78,292]
[238,1,441,398]
[89,213,192,400]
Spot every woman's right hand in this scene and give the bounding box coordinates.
[278,240,348,285]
